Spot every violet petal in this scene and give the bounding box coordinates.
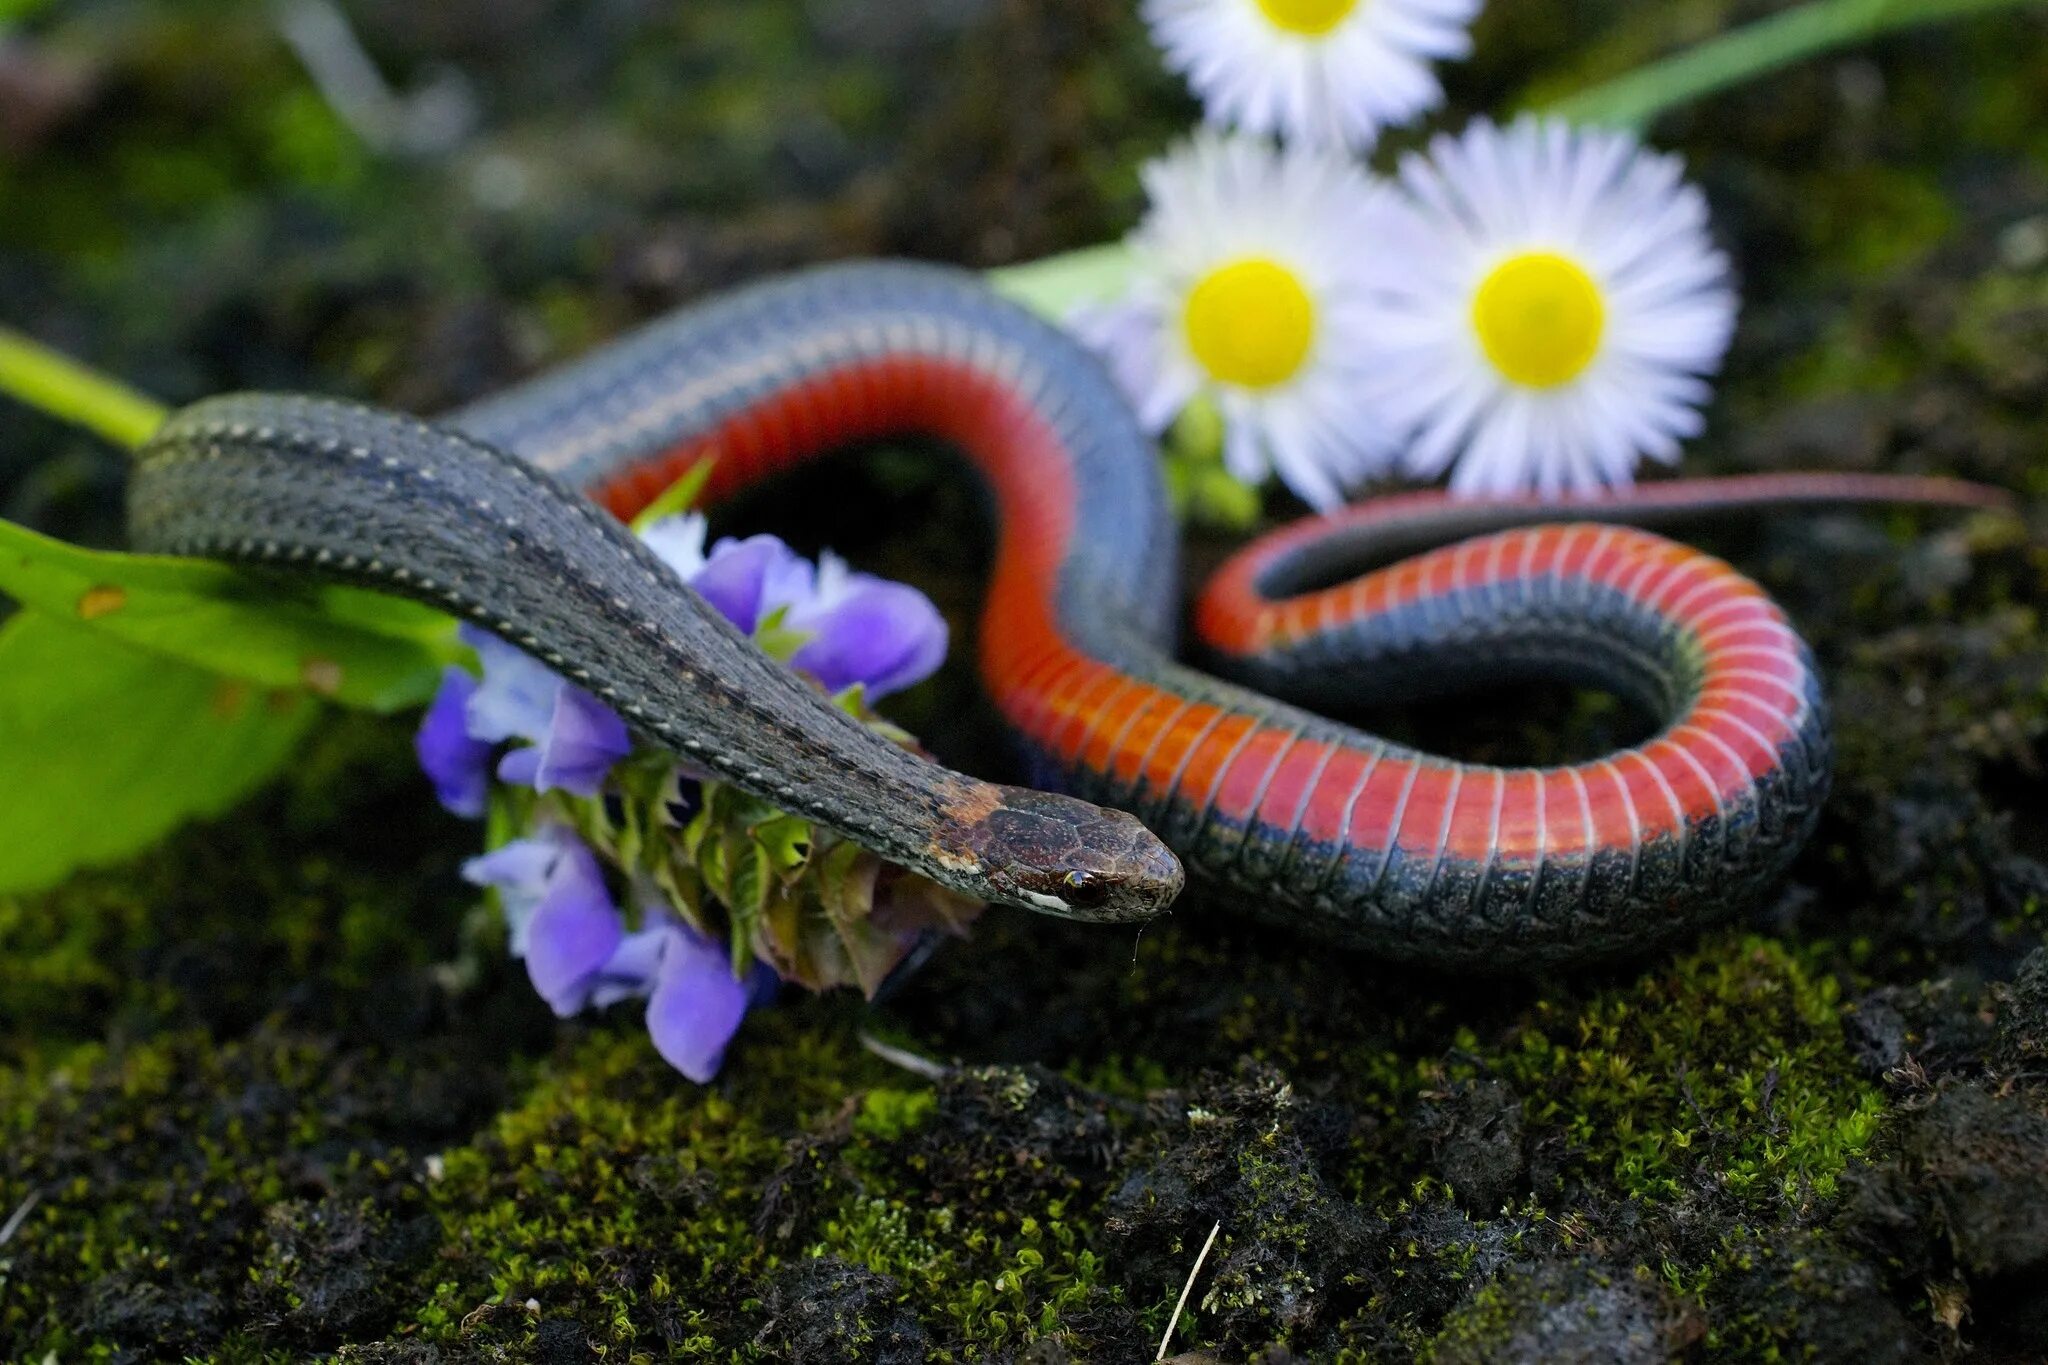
[463,829,580,956]
[588,919,679,1009]
[789,579,948,698]
[415,667,492,818]
[495,746,541,788]
[461,626,564,744]
[522,843,624,1017]
[690,534,802,634]
[531,688,632,797]
[645,928,750,1082]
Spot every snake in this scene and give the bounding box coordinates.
[124,260,2010,968]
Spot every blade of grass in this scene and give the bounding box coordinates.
[1543,0,2043,131]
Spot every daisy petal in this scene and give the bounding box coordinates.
[1143,0,1481,152]
[1077,132,1403,509]
[1362,115,1736,497]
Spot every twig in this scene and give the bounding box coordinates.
[271,0,475,156]
[1156,1220,1222,1362]
[0,1189,41,1248]
[858,1031,951,1082]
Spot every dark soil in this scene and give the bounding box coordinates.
[3,1,2047,1361]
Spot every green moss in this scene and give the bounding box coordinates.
[1947,268,2048,422]
[1497,936,1883,1210]
[0,1028,458,1360]
[810,1197,1109,1348]
[1651,1222,1924,1360]
[853,1086,937,1142]
[412,1020,1131,1358]
[1777,309,1922,399]
[0,716,472,1063]
[1426,1259,1673,1365]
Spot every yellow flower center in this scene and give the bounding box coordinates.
[1255,0,1361,36]
[1471,251,1607,389]
[1182,258,1318,391]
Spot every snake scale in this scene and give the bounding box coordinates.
[126,261,2007,967]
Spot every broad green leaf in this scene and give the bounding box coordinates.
[987,243,1133,321]
[0,518,458,712]
[0,614,317,894]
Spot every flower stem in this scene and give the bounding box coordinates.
[0,326,168,450]
[1543,0,2041,131]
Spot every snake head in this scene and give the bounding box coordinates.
[934,782,1183,923]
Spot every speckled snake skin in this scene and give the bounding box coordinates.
[126,261,2008,966]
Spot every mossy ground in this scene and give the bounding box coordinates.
[4,1,2048,1360]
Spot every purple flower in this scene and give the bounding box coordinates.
[462,837,752,1080]
[641,517,948,699]
[523,852,625,1017]
[463,827,589,956]
[787,556,948,699]
[645,923,751,1082]
[690,533,810,634]
[457,625,632,798]
[462,830,628,1017]
[494,688,633,797]
[590,907,754,1080]
[426,514,956,1086]
[416,667,493,817]
[460,625,561,744]
[588,918,676,1009]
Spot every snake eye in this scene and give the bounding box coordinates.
[1061,869,1110,907]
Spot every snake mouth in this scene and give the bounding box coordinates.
[935,782,1184,924]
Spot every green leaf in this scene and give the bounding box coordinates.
[752,603,813,666]
[0,614,317,894]
[730,839,775,925]
[628,457,718,533]
[1184,465,1263,533]
[987,243,1134,321]
[0,518,458,713]
[699,822,732,905]
[752,814,814,874]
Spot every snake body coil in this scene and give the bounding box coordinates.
[128,261,2003,967]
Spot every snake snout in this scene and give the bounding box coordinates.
[948,784,1183,923]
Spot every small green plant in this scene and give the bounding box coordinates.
[1498,936,1884,1211]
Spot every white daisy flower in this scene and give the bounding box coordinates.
[1075,132,1398,511]
[1143,0,1482,152]
[1360,115,1739,498]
